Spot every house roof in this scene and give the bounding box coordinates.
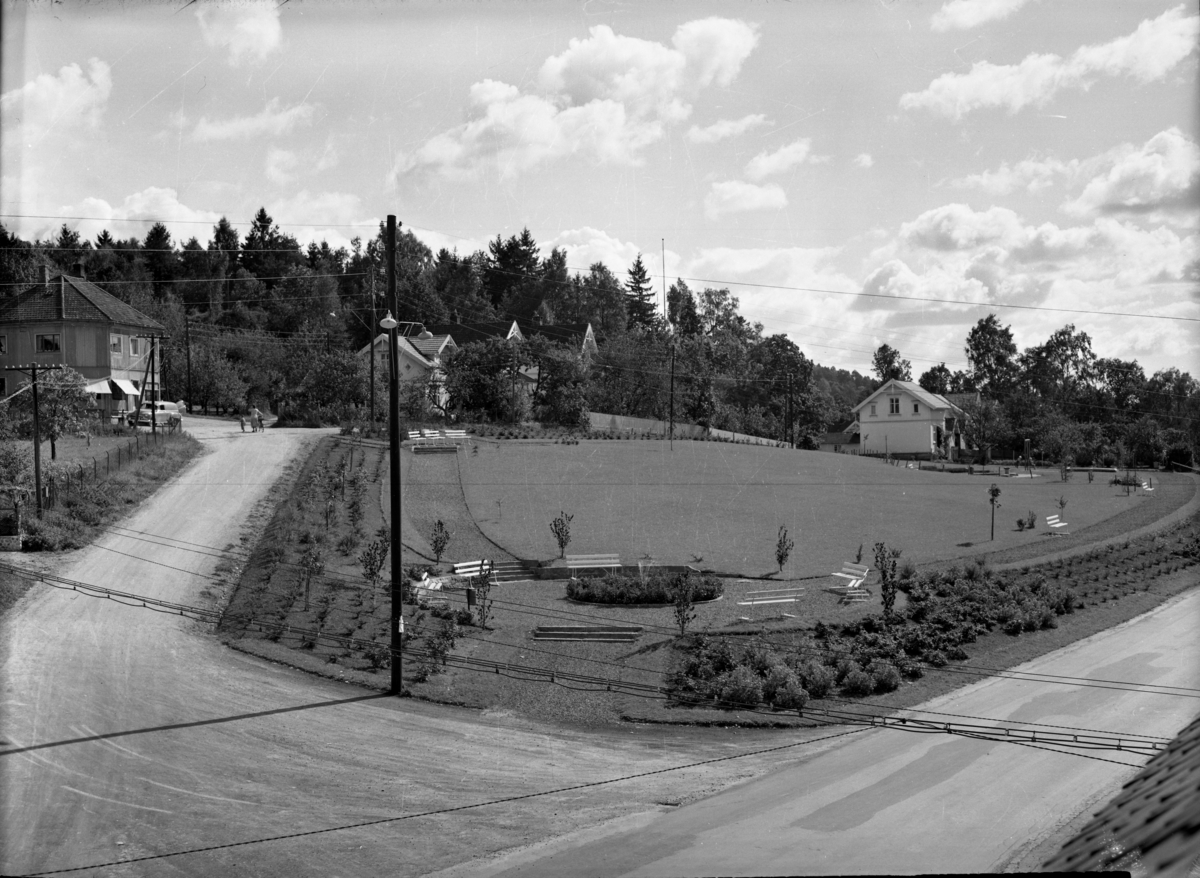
[421,321,522,346]
[359,333,433,367]
[1044,711,1200,874]
[852,380,964,416]
[0,271,165,332]
[515,321,596,349]
[407,333,455,360]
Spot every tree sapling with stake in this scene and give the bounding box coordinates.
[550,510,574,559]
[775,525,794,575]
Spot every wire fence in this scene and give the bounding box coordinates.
[40,422,187,512]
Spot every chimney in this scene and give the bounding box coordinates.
[72,261,85,280]
[41,264,50,290]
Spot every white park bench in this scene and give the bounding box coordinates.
[452,559,498,587]
[407,430,425,445]
[1046,514,1070,535]
[441,429,471,443]
[738,585,806,606]
[420,429,449,445]
[829,562,869,592]
[565,554,622,578]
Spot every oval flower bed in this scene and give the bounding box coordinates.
[565,571,724,605]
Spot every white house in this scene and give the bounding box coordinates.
[850,380,967,460]
[358,330,457,410]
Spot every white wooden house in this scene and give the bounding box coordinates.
[849,380,967,460]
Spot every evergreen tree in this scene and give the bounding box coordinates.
[625,253,657,331]
[143,222,179,297]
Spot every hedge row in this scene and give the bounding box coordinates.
[566,571,724,604]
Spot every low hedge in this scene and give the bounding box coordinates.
[566,570,723,604]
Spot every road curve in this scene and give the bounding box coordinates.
[0,420,858,877]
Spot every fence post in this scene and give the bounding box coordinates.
[93,458,97,480]
[106,451,110,475]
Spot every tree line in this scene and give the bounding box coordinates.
[3,214,1196,465]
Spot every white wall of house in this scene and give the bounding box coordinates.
[853,381,964,459]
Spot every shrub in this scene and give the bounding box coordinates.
[1016,518,1027,532]
[762,664,800,705]
[867,660,901,692]
[773,678,810,711]
[841,668,875,696]
[337,532,360,555]
[716,666,764,708]
[567,571,723,604]
[796,660,835,699]
[1003,618,1024,636]
[923,649,948,667]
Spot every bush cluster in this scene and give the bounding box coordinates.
[566,571,723,604]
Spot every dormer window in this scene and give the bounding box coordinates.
[889,397,900,415]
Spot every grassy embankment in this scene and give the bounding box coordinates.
[219,435,1197,729]
[0,427,205,616]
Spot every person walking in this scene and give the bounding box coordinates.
[252,407,264,433]
[238,413,246,433]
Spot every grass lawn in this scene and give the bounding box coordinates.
[449,440,1165,577]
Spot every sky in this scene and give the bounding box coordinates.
[1,0,1197,378]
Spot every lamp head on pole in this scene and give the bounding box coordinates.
[379,312,399,331]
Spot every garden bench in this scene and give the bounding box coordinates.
[1046,514,1070,535]
[407,430,425,444]
[1141,480,1154,493]
[738,586,806,606]
[565,554,622,577]
[452,559,498,586]
[420,429,449,445]
[840,589,870,604]
[829,562,869,592]
[441,429,471,443]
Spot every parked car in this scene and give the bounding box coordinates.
[134,400,183,428]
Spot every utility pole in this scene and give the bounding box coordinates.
[668,344,675,450]
[184,314,193,414]
[368,267,376,426]
[786,372,793,448]
[5,364,64,518]
[661,238,666,321]
[386,215,403,695]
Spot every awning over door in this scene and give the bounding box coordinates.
[84,379,112,395]
[111,379,139,397]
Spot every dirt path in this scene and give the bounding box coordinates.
[0,420,852,877]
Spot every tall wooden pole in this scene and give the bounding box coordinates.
[387,215,403,695]
[184,315,193,414]
[669,344,675,450]
[31,365,43,518]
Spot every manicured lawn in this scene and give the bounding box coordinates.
[450,440,1161,577]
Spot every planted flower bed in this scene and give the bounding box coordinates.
[566,570,724,604]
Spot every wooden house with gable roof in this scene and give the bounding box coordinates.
[849,379,968,460]
[0,265,165,419]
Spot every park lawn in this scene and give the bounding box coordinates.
[450,439,1157,578]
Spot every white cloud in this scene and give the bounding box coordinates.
[854,153,874,168]
[50,187,221,244]
[901,6,1199,119]
[192,98,314,141]
[548,226,643,278]
[931,0,1037,32]
[195,3,283,66]
[745,139,817,180]
[685,114,769,144]
[1064,127,1200,216]
[703,181,787,219]
[393,18,759,181]
[946,155,1075,194]
[269,190,378,251]
[0,58,112,150]
[901,203,1025,250]
[266,147,299,185]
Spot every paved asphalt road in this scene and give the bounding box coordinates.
[469,587,1200,877]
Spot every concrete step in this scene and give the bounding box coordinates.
[532,624,643,642]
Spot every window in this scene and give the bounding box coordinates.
[110,334,122,354]
[913,402,920,414]
[889,397,900,415]
[130,338,141,356]
[0,377,5,397]
[0,335,6,355]
[36,334,61,353]
[869,404,877,417]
